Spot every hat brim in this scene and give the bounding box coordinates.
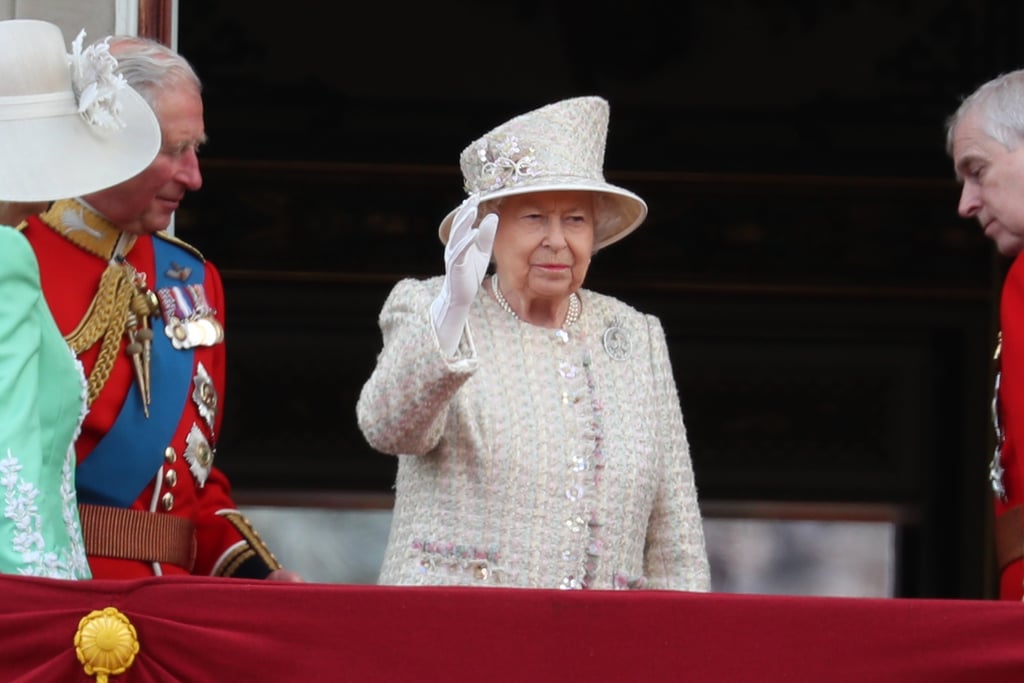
[438,180,648,250]
[0,86,160,202]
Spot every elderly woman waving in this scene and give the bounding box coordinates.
[358,97,710,591]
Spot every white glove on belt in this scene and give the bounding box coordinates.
[431,194,498,356]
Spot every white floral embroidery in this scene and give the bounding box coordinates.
[0,349,91,579]
[2,451,75,578]
[62,351,91,577]
[59,445,89,578]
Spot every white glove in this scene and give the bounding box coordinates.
[431,194,499,356]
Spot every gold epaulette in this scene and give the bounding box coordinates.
[155,230,206,263]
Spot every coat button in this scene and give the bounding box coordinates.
[161,492,175,511]
[164,447,177,464]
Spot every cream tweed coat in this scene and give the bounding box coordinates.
[357,276,710,591]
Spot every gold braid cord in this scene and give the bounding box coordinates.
[39,199,154,408]
[216,511,284,575]
[64,263,136,406]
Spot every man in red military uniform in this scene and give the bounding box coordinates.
[21,35,299,581]
[948,68,1024,599]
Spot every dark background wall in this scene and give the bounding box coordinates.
[173,1,1023,598]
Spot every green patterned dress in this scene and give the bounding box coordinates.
[0,226,89,578]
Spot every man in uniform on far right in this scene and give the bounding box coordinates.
[948,68,1024,600]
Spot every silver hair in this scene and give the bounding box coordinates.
[104,36,202,111]
[479,191,617,254]
[946,69,1024,154]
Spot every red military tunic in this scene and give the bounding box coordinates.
[995,255,1024,600]
[22,199,281,579]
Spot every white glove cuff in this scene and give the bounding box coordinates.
[431,295,471,357]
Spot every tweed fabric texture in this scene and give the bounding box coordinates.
[438,96,648,249]
[460,97,608,195]
[357,276,709,591]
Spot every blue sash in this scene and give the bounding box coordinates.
[76,238,202,507]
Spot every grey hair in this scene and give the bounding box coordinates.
[478,191,617,254]
[103,36,202,111]
[0,201,48,226]
[946,68,1024,155]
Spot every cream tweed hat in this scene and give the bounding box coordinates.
[439,96,648,249]
[0,20,160,201]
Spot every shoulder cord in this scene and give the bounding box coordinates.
[64,262,136,406]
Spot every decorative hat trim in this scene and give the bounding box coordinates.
[439,96,648,250]
[69,31,130,130]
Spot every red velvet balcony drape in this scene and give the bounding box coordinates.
[1,575,1022,682]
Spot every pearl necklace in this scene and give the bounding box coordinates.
[491,273,580,328]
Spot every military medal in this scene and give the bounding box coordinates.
[159,287,189,349]
[183,423,213,487]
[192,362,218,432]
[196,318,218,346]
[185,321,204,348]
[157,284,222,349]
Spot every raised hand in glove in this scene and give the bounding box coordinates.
[431,194,499,356]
